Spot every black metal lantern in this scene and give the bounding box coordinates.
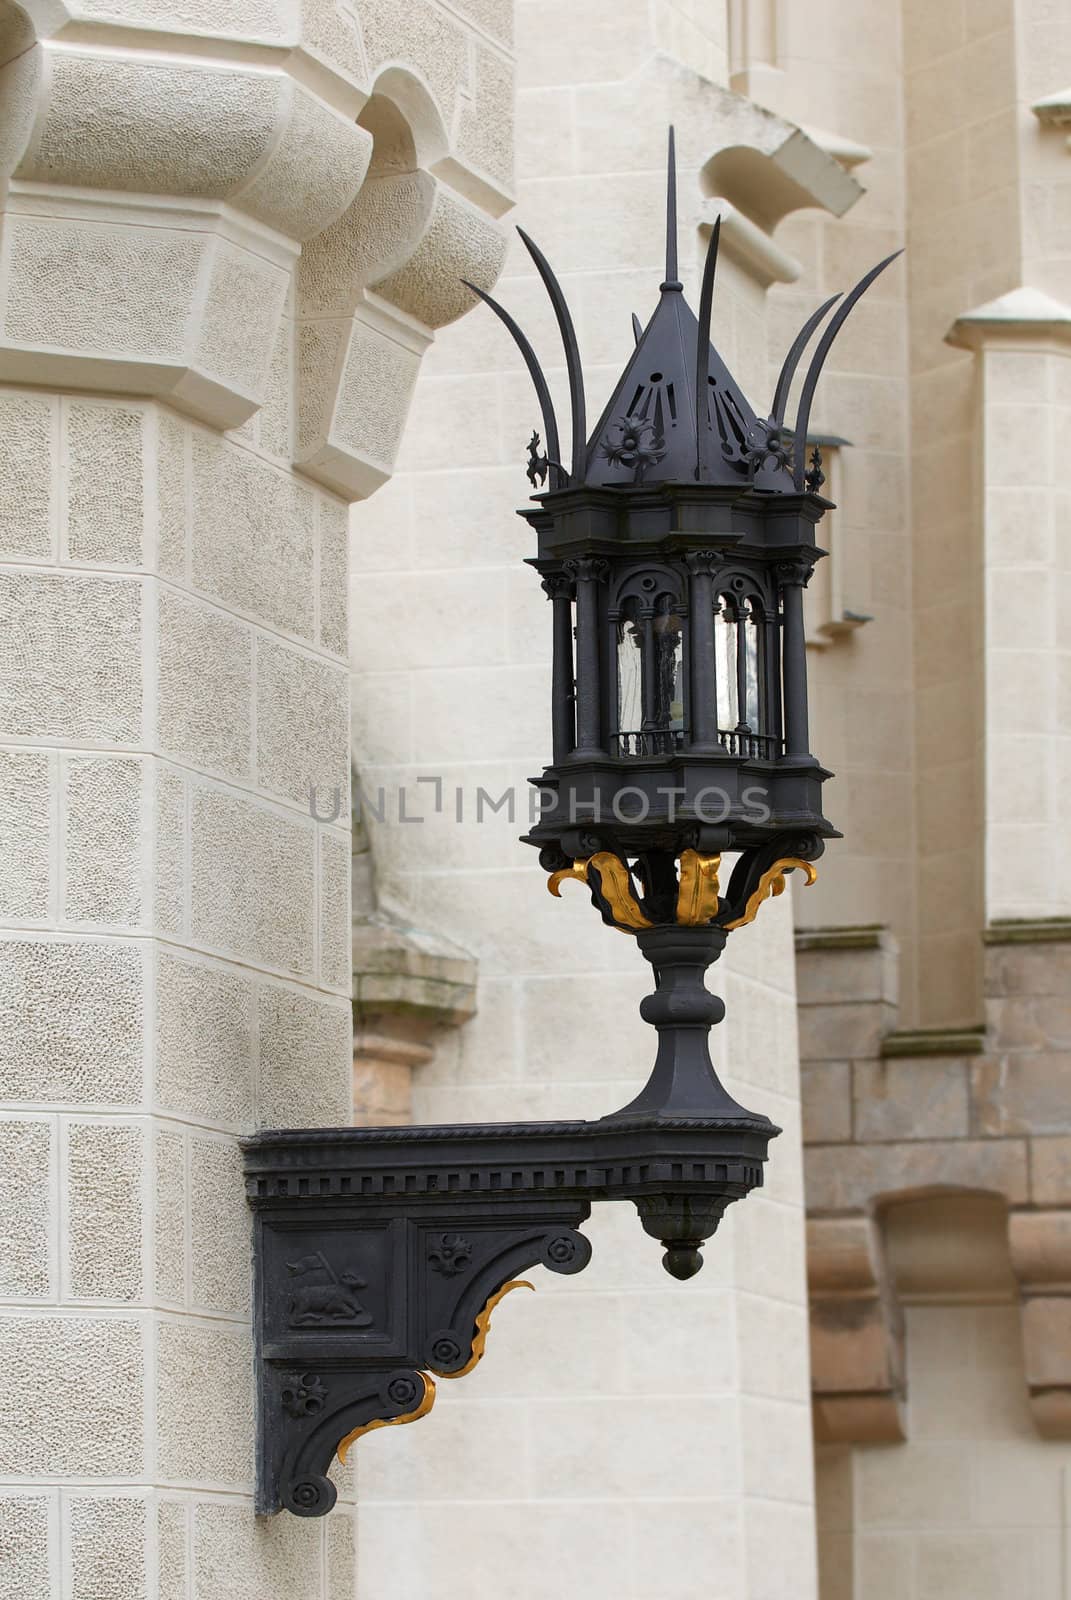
[242,130,899,1518]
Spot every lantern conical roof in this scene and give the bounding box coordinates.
[464,128,901,496]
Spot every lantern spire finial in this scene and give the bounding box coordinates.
[663,126,681,290]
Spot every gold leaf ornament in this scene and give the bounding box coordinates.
[722,857,817,931]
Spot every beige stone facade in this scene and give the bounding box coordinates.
[2,0,1071,1597]
[0,0,511,1594]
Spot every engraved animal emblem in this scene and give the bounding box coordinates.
[286,1251,372,1328]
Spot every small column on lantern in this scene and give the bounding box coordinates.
[762,604,783,756]
[564,556,608,759]
[685,551,722,754]
[542,572,576,766]
[778,558,814,759]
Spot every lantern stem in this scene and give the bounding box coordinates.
[603,925,755,1123]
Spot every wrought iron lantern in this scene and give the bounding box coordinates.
[243,130,898,1518]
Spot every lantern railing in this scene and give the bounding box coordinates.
[611,729,688,757]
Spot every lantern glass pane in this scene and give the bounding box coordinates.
[652,604,685,750]
[744,613,760,729]
[715,606,736,730]
[714,603,762,732]
[617,615,643,751]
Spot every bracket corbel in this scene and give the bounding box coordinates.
[243,840,820,1518]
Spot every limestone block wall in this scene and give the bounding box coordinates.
[0,1,513,1596]
[730,0,914,1021]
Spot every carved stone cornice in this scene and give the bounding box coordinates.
[0,4,511,494]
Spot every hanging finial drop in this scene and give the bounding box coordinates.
[663,126,681,290]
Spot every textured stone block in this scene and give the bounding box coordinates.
[69,1495,147,1600]
[317,496,348,658]
[805,1138,1029,1213]
[0,390,53,560]
[1031,1137,1071,1204]
[972,1055,1071,1136]
[257,312,292,462]
[0,572,142,742]
[191,1502,322,1600]
[798,1000,896,1063]
[0,1493,52,1599]
[801,1061,852,1144]
[0,938,143,1104]
[795,932,899,1006]
[153,765,186,939]
[154,951,254,1129]
[854,1058,969,1142]
[189,1136,249,1316]
[153,1129,186,1304]
[257,984,351,1127]
[158,1500,187,1600]
[331,317,421,463]
[254,637,348,806]
[0,1118,52,1297]
[191,436,315,639]
[196,239,288,398]
[66,1121,144,1301]
[156,1322,252,1485]
[3,212,202,361]
[0,1316,142,1475]
[0,750,51,921]
[65,400,144,565]
[189,786,314,974]
[326,1512,356,1600]
[157,589,252,780]
[318,830,350,992]
[156,409,187,581]
[64,757,143,927]
[985,937,1071,998]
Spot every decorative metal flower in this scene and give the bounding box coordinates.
[428,1233,473,1276]
[600,417,666,482]
[280,1372,327,1418]
[742,416,792,477]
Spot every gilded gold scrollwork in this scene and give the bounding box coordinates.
[722,857,817,931]
[546,852,653,932]
[588,852,653,931]
[675,850,722,925]
[547,858,591,897]
[335,1371,437,1464]
[431,1280,534,1381]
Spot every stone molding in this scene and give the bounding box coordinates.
[0,0,512,494]
[946,285,1071,353]
[352,914,477,1125]
[808,1215,906,1445]
[798,922,1071,1441]
[699,198,801,287]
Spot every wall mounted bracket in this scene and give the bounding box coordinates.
[243,915,789,1518]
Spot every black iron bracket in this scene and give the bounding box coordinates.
[242,918,784,1518]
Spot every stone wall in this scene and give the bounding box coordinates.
[798,921,1071,1599]
[0,1,511,1595]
